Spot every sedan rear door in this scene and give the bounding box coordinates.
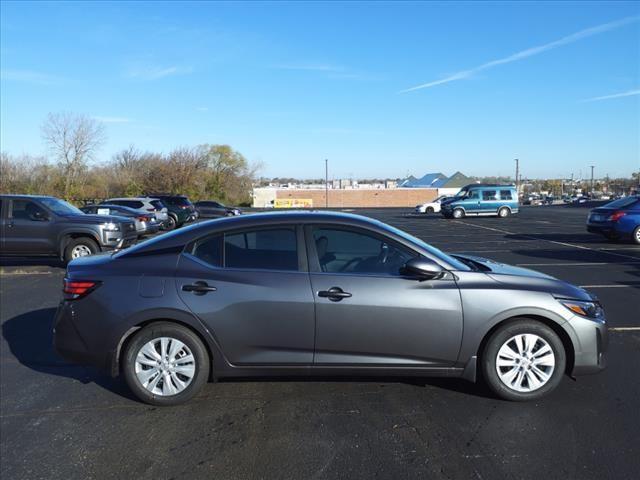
[176,225,316,366]
[307,225,463,367]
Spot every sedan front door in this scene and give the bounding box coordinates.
[307,226,463,367]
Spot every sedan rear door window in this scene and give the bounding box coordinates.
[192,235,223,267]
[224,228,298,271]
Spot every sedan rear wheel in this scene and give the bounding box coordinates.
[481,319,565,401]
[123,322,209,406]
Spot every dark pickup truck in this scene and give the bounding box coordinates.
[0,195,138,263]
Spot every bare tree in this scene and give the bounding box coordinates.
[41,112,106,198]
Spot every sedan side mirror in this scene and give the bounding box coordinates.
[401,257,445,280]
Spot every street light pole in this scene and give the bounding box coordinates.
[325,159,329,209]
[514,158,519,194]
[590,165,595,195]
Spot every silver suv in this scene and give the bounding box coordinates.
[103,198,169,228]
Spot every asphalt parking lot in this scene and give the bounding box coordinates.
[1,205,639,479]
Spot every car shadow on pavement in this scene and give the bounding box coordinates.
[0,256,65,268]
[220,374,495,399]
[2,307,137,401]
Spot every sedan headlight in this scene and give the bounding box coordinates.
[102,222,120,232]
[559,299,603,318]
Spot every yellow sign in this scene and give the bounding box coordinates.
[274,198,313,208]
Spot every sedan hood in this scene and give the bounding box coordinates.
[453,254,593,301]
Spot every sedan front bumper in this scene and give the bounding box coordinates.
[564,313,608,376]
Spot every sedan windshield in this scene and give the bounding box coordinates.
[371,219,471,271]
[40,197,83,215]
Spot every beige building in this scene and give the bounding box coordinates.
[252,187,438,208]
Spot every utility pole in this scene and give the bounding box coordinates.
[514,158,519,194]
[325,159,329,209]
[590,165,595,195]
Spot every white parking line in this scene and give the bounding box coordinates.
[609,327,640,332]
[517,262,640,267]
[453,220,640,261]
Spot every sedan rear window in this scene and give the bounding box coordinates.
[603,197,639,209]
[224,228,298,271]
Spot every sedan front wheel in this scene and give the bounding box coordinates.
[481,319,565,401]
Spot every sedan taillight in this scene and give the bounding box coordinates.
[63,279,100,300]
[608,211,626,222]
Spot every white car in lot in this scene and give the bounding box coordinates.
[415,196,449,214]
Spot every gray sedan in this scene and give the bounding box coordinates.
[53,211,607,405]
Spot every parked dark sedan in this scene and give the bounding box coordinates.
[53,211,607,405]
[194,200,242,218]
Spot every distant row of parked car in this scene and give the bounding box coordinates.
[415,184,519,219]
[413,185,639,244]
[0,193,243,263]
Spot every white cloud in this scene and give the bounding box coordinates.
[581,89,640,102]
[93,116,133,123]
[0,69,65,85]
[400,15,640,93]
[125,65,193,80]
[272,63,344,72]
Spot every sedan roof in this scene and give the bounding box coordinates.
[117,210,465,270]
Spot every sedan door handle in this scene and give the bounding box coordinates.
[182,281,217,295]
[318,287,352,302]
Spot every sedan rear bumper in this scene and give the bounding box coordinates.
[52,302,114,372]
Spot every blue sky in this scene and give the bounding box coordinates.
[1,1,639,180]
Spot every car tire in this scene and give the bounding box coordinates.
[481,319,566,401]
[452,208,465,219]
[63,237,99,263]
[633,226,640,245]
[498,207,511,218]
[426,207,434,214]
[165,215,177,231]
[123,322,210,406]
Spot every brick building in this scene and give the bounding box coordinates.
[252,187,439,208]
